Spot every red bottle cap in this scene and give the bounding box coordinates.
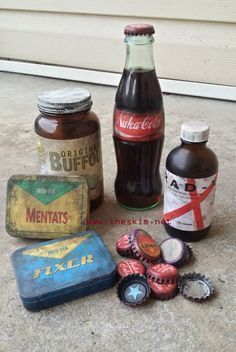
[146,263,179,283]
[147,278,178,300]
[124,24,155,36]
[129,229,161,263]
[117,259,146,279]
[116,232,132,256]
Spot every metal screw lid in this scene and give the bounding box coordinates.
[38,87,92,114]
[181,121,209,143]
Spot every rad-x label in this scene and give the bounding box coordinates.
[113,108,164,142]
[37,132,103,200]
[164,170,217,231]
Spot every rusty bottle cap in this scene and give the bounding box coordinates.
[178,273,214,302]
[147,278,178,300]
[117,259,146,279]
[146,263,179,283]
[117,274,150,307]
[129,229,161,263]
[160,238,188,267]
[116,232,133,256]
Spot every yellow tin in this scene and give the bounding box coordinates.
[6,175,89,239]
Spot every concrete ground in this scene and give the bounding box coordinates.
[0,72,235,352]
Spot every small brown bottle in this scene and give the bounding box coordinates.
[163,121,218,242]
[35,88,104,210]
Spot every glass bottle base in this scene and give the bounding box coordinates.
[118,201,159,211]
[164,221,210,242]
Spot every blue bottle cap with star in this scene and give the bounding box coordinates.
[117,274,150,306]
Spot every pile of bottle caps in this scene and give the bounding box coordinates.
[115,229,214,306]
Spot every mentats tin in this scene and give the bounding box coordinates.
[6,175,89,239]
[11,231,116,311]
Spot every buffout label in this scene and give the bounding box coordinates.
[37,132,103,200]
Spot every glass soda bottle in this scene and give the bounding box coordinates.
[163,121,218,241]
[113,24,165,210]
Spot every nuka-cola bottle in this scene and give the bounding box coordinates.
[113,24,165,210]
[164,121,218,242]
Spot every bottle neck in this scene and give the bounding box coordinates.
[181,139,207,147]
[124,35,155,71]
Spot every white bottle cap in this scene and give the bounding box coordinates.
[180,121,209,143]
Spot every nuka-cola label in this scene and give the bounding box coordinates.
[113,108,164,142]
[164,170,217,231]
[37,132,103,200]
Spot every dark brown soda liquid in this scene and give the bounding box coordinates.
[164,141,218,241]
[113,68,164,209]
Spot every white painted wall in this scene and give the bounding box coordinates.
[0,0,236,86]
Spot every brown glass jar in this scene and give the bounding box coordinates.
[35,87,104,210]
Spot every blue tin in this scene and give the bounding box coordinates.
[11,231,116,311]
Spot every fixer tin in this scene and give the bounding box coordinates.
[11,231,116,310]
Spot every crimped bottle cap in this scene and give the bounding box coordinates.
[116,232,132,256]
[117,274,150,306]
[146,263,179,284]
[178,273,214,302]
[117,259,146,279]
[129,229,161,263]
[124,24,155,36]
[160,238,187,266]
[147,278,178,300]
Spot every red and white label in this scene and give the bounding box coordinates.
[164,170,217,231]
[113,108,164,142]
[117,259,146,278]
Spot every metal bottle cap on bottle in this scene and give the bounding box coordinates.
[124,24,155,36]
[181,121,209,143]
